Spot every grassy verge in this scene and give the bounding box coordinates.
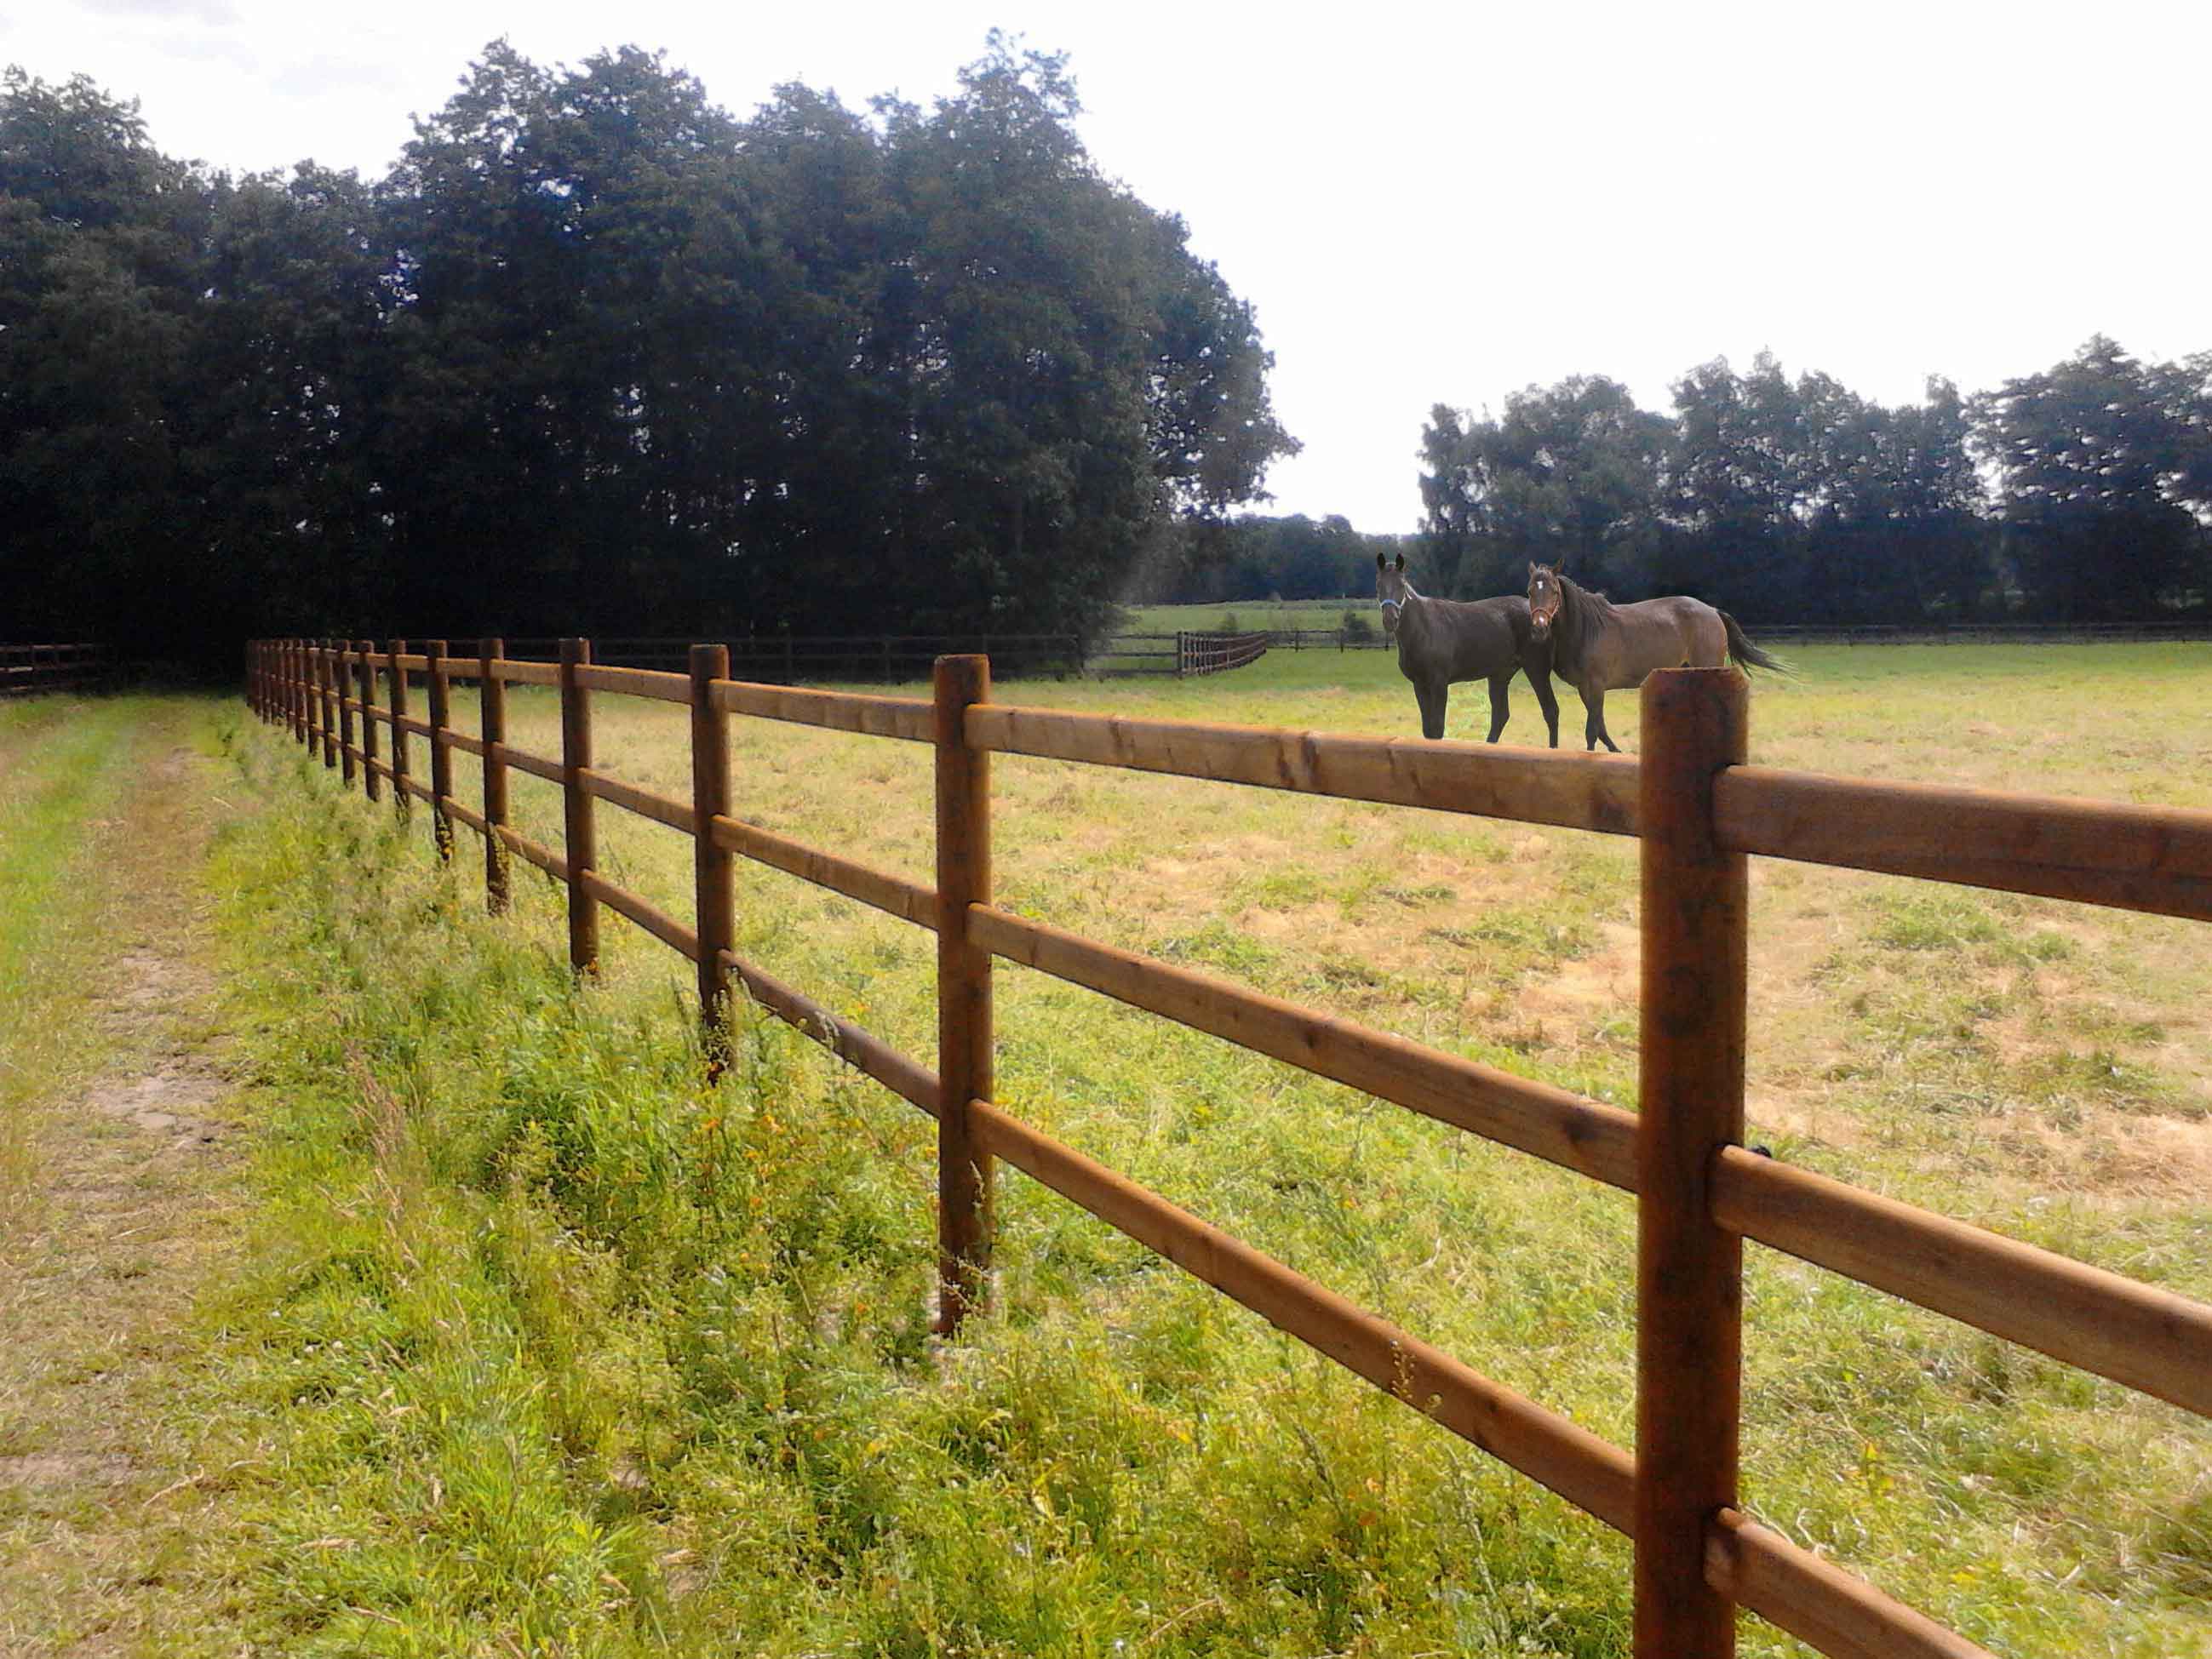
[0,695,175,1222]
[177,652,2212,1656]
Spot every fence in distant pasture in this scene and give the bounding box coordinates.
[249,636,2212,1659]
[1092,631,1272,677]
[1,643,111,698]
[497,633,1086,684]
[1751,620,2212,645]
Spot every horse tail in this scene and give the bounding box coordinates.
[1721,611,1790,675]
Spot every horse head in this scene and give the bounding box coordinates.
[1527,563,1563,642]
[1375,551,1410,639]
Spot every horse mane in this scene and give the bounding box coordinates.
[1558,569,1615,617]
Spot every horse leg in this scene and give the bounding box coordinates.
[1584,684,1619,752]
[1414,679,1447,741]
[1530,667,1561,748]
[1484,674,1511,742]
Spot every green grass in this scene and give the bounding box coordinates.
[0,695,169,1220]
[173,642,2212,1655]
[1117,598,1379,636]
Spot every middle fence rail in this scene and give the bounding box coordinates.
[248,636,2212,1659]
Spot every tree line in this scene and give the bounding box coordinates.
[0,40,1296,666]
[1420,345,2212,624]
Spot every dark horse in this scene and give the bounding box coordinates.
[1377,553,1559,745]
[1525,563,1785,752]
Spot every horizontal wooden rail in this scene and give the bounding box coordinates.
[973,1094,1987,1659]
[495,824,568,883]
[442,796,489,837]
[501,747,565,785]
[491,658,560,688]
[968,1096,1637,1527]
[394,712,433,741]
[715,947,940,1116]
[401,775,436,806]
[575,662,691,703]
[968,706,1641,834]
[444,729,489,759]
[580,869,701,961]
[581,769,696,834]
[1716,767,2212,922]
[967,907,1638,1191]
[1711,1147,2212,1417]
[1707,1512,1995,1659]
[708,814,937,928]
[711,678,934,742]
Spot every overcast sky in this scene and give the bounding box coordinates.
[5,1,2205,530]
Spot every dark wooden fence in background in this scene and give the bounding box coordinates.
[1092,631,1272,677]
[1,642,111,698]
[250,635,2212,1659]
[498,633,1085,683]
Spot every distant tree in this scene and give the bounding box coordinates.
[1972,337,2209,618]
[0,68,209,645]
[1419,376,1669,600]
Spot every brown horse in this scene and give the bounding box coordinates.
[1378,553,1560,745]
[1525,563,1785,751]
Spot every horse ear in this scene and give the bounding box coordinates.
[1393,552,1406,571]
[1375,552,1387,571]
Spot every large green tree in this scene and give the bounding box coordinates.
[1973,337,2210,618]
[1419,376,1669,599]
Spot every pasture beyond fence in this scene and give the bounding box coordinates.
[1092,631,1274,677]
[1,642,111,698]
[249,636,2212,1659]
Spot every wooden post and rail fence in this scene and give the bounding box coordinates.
[3,642,112,697]
[247,635,2212,1659]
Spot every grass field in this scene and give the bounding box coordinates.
[1116,598,1378,635]
[9,645,2209,1654]
[210,640,2211,1655]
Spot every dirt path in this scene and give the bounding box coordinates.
[0,727,247,1656]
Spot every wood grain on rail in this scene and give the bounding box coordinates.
[1715,767,2212,921]
[708,815,936,927]
[967,907,1637,1191]
[575,662,691,703]
[495,824,567,883]
[501,746,564,785]
[1712,1147,2212,1418]
[1708,1511,1997,1659]
[580,769,696,834]
[967,705,1641,834]
[711,678,933,741]
[579,869,698,960]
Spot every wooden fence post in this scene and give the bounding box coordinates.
[357,642,382,804]
[336,639,357,786]
[479,637,509,912]
[320,641,341,768]
[387,639,411,822]
[691,644,736,1072]
[933,653,995,1332]
[284,641,299,742]
[1635,665,1751,1659]
[559,638,600,975]
[425,638,455,861]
